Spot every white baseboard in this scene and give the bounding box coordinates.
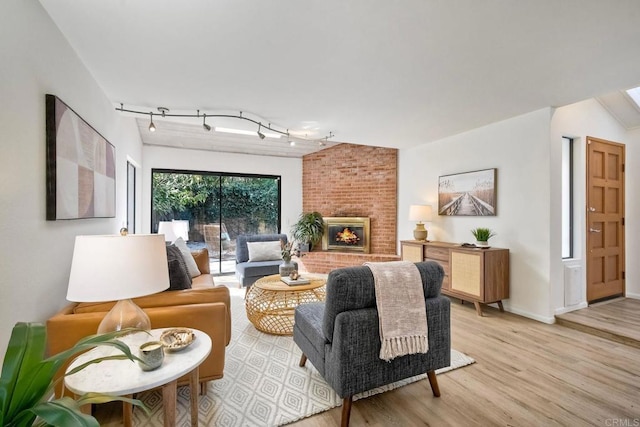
[505,306,555,324]
[626,292,640,300]
[554,302,588,316]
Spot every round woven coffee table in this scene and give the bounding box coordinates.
[245,273,327,335]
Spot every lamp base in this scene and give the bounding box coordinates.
[413,223,428,241]
[97,299,151,334]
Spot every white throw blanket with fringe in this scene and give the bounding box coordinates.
[365,261,428,362]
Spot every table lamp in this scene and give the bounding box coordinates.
[409,205,433,241]
[172,220,190,241]
[157,220,189,242]
[66,234,170,334]
[157,221,178,242]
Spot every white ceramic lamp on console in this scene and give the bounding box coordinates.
[66,234,170,334]
[409,205,433,241]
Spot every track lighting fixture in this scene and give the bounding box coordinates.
[148,112,156,132]
[257,123,266,140]
[202,113,211,131]
[117,104,334,145]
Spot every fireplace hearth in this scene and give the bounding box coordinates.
[322,217,370,253]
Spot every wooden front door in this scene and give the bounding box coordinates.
[586,137,625,302]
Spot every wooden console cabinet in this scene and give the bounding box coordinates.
[401,240,509,316]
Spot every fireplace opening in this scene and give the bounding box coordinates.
[322,217,370,253]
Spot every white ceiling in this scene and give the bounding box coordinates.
[38,0,640,155]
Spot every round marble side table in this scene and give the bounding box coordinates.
[65,328,211,427]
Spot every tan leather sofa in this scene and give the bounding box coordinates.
[46,248,230,397]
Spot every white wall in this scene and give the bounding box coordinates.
[399,108,555,322]
[141,146,303,235]
[627,127,640,299]
[397,100,638,324]
[0,1,142,359]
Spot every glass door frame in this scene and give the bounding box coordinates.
[150,168,282,275]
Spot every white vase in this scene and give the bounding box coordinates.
[476,240,489,247]
[279,260,296,277]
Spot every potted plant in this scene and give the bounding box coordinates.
[291,211,324,252]
[471,227,496,247]
[0,322,148,427]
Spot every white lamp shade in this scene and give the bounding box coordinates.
[158,220,189,242]
[67,234,169,302]
[409,205,433,222]
[172,220,190,241]
[157,221,178,242]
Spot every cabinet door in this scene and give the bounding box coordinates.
[402,243,424,262]
[450,251,483,299]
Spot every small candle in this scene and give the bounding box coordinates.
[142,343,162,352]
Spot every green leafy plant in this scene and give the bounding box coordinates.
[291,212,324,251]
[471,227,496,242]
[0,322,149,427]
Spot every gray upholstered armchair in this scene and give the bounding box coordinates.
[293,261,451,426]
[235,233,296,288]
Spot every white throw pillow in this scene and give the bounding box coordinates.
[247,241,282,262]
[173,237,202,278]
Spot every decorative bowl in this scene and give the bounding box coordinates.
[160,328,196,352]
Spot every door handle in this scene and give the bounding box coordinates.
[589,228,601,233]
[589,207,596,212]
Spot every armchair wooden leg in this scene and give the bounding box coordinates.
[299,353,307,367]
[427,370,440,397]
[341,396,353,427]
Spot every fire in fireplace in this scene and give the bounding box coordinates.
[322,217,370,253]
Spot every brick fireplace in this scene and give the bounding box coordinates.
[298,143,400,273]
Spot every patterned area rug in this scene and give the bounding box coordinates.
[132,287,475,426]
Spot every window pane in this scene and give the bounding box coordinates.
[127,162,136,233]
[561,137,573,259]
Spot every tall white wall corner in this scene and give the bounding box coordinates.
[564,262,583,307]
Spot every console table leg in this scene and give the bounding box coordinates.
[497,300,504,312]
[162,380,177,427]
[473,301,483,317]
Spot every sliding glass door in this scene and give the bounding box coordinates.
[151,169,281,274]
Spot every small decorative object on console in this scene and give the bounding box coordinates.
[160,328,196,352]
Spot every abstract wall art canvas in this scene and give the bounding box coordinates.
[46,94,116,220]
[438,168,496,216]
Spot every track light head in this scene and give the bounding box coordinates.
[257,123,265,140]
[149,112,156,132]
[202,113,211,131]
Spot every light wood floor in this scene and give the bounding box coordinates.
[95,298,640,426]
[556,298,640,349]
[288,300,640,426]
